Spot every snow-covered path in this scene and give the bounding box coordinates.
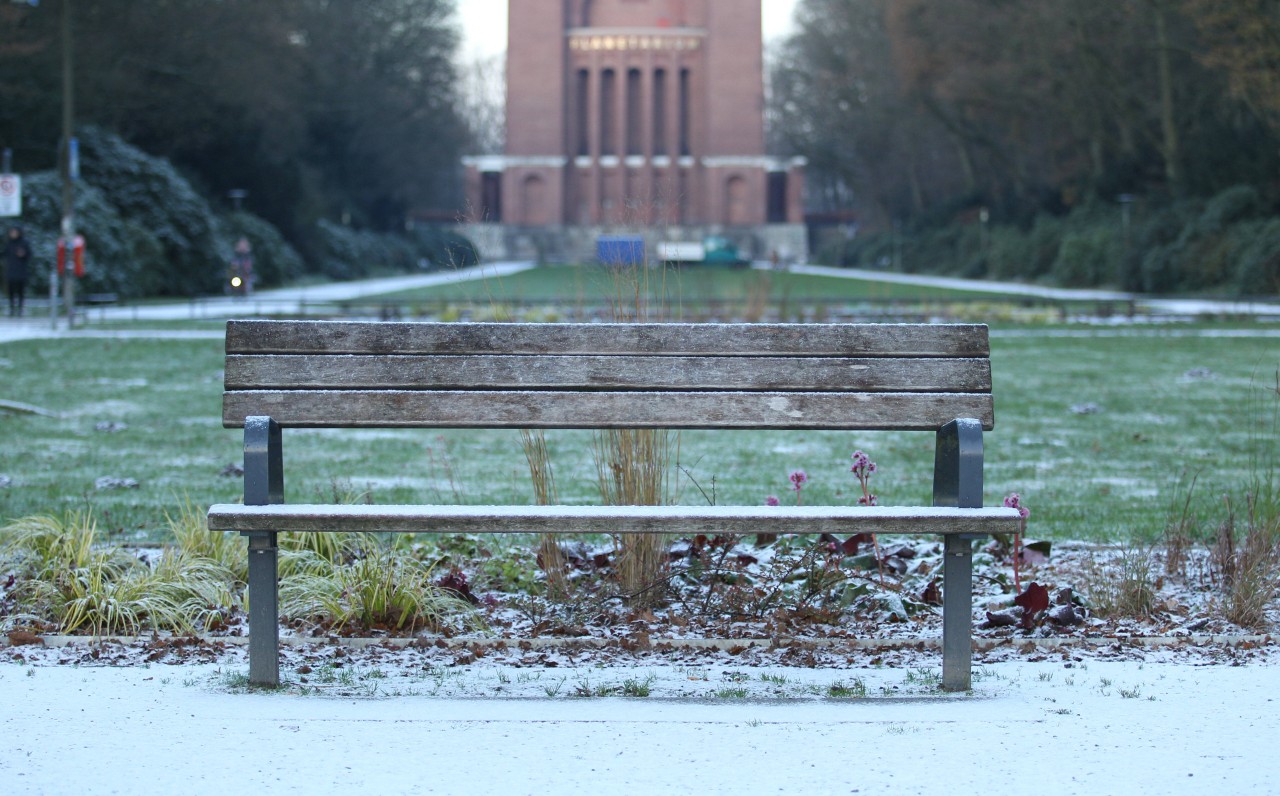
[779,263,1280,317]
[0,262,535,343]
[2,658,1277,795]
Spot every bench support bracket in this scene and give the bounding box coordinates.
[244,416,282,687]
[934,418,984,692]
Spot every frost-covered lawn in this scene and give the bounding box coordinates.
[367,262,1019,304]
[2,652,1277,795]
[0,327,1275,541]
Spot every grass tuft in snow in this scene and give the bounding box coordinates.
[279,542,478,633]
[2,510,238,634]
[1081,546,1157,620]
[827,678,868,698]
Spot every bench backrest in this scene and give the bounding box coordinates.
[222,320,993,431]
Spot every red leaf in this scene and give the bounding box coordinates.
[1013,582,1050,628]
[841,533,872,556]
[920,578,942,606]
[982,609,1020,628]
[436,566,479,604]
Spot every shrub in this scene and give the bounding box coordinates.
[1200,184,1262,230]
[1052,228,1119,287]
[1231,219,1280,296]
[412,227,480,269]
[222,211,306,289]
[314,219,419,280]
[11,129,307,298]
[14,172,170,300]
[77,127,228,296]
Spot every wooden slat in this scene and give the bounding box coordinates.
[225,320,990,358]
[208,503,1023,536]
[225,354,992,393]
[223,390,995,430]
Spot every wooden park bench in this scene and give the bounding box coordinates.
[207,320,1021,690]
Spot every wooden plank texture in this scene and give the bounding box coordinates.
[225,354,992,393]
[223,390,995,430]
[208,503,1023,536]
[226,320,990,358]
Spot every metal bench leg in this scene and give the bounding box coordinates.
[243,416,283,687]
[247,532,279,686]
[942,534,974,691]
[934,418,984,692]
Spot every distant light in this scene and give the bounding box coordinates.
[230,277,243,288]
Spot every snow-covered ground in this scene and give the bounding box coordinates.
[2,640,1278,795]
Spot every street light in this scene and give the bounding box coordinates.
[12,0,76,326]
[1117,194,1135,245]
[59,0,77,329]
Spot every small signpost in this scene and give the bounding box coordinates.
[0,173,19,217]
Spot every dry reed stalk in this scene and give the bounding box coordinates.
[520,429,568,600]
[593,427,679,607]
[743,270,771,323]
[593,241,681,605]
[1214,494,1280,630]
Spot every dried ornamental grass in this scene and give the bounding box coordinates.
[521,429,568,599]
[280,546,477,633]
[593,427,679,607]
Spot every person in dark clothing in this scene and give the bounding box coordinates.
[2,225,31,317]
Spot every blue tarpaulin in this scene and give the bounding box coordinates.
[596,236,645,266]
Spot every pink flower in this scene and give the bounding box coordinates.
[1003,492,1030,519]
[850,450,877,478]
[765,495,780,507]
[851,450,878,506]
[789,470,807,492]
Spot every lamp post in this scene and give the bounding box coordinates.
[59,0,76,329]
[1117,194,1134,246]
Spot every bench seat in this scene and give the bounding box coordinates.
[208,503,1020,537]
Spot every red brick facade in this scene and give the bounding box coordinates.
[464,0,804,229]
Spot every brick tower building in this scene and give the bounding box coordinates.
[462,0,806,261]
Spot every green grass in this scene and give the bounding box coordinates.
[0,338,236,539]
[0,325,1276,544]
[368,264,1016,307]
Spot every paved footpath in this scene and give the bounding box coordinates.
[0,262,534,343]
[4,260,1276,346]
[780,263,1280,318]
[2,658,1278,795]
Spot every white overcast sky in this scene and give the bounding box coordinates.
[457,0,800,60]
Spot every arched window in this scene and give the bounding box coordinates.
[725,176,749,225]
[522,174,549,226]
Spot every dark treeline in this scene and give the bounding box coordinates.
[771,0,1280,294]
[0,0,466,244]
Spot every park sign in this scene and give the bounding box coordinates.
[0,173,20,217]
